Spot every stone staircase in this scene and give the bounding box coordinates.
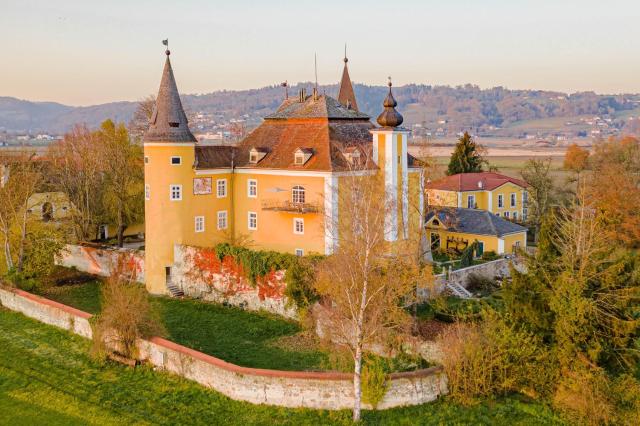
[445,281,473,299]
[166,282,184,298]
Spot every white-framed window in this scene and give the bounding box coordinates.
[170,156,182,165]
[170,184,182,201]
[295,248,304,257]
[145,184,150,200]
[497,194,504,208]
[247,179,257,198]
[513,211,518,220]
[495,213,500,216]
[292,185,305,204]
[467,194,475,209]
[195,216,205,232]
[248,211,257,230]
[294,152,305,165]
[217,210,228,230]
[504,211,510,218]
[293,218,304,235]
[510,193,516,207]
[144,156,149,164]
[217,179,227,198]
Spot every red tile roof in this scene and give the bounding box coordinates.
[426,172,527,192]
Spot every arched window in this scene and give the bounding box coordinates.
[292,186,305,204]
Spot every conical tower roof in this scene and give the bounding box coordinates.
[337,55,358,111]
[144,51,196,143]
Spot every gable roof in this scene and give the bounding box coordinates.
[144,53,197,143]
[426,172,527,192]
[426,207,527,237]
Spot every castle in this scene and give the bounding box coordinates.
[143,50,424,294]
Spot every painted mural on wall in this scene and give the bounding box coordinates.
[57,244,145,283]
[172,244,295,318]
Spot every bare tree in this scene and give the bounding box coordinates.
[48,125,106,241]
[129,95,156,142]
[315,153,421,421]
[99,120,144,247]
[0,151,42,272]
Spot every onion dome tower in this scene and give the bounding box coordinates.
[370,77,410,242]
[376,78,404,128]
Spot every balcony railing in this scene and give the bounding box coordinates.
[261,199,321,214]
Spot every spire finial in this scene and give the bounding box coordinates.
[344,43,348,63]
[377,76,403,128]
[162,38,170,56]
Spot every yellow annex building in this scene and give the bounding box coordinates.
[425,172,529,256]
[143,50,424,294]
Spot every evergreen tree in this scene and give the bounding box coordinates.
[447,132,485,175]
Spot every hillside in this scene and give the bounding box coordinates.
[1,84,639,137]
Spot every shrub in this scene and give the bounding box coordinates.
[481,251,499,261]
[362,356,389,409]
[5,268,37,292]
[465,273,499,296]
[283,255,320,310]
[92,262,165,360]
[459,242,478,268]
[437,310,553,404]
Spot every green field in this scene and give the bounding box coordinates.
[41,281,326,371]
[0,306,565,425]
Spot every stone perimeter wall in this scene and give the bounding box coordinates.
[57,244,145,284]
[0,286,447,410]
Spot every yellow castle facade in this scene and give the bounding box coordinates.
[143,50,424,294]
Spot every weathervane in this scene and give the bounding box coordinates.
[162,39,169,55]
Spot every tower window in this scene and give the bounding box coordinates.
[170,156,182,165]
[170,184,182,201]
[169,122,180,128]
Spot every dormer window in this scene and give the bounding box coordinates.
[249,147,267,164]
[294,148,313,166]
[343,147,362,165]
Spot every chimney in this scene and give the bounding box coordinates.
[478,180,484,189]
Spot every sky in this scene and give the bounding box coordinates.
[1,0,639,106]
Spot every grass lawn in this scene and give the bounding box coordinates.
[0,306,565,425]
[41,281,326,371]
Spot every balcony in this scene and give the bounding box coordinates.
[261,199,321,214]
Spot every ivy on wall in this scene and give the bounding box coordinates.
[212,243,321,309]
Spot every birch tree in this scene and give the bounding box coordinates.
[316,153,421,420]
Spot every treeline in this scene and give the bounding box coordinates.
[437,135,640,424]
